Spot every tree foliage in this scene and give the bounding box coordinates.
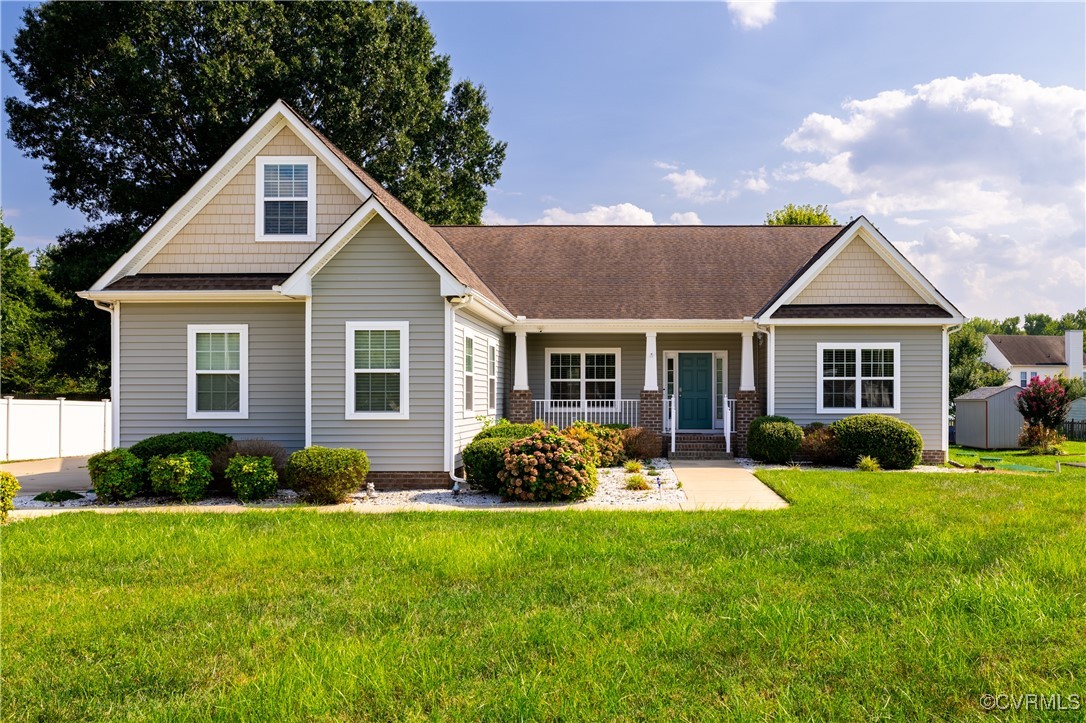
[765,204,837,226]
[949,321,1010,410]
[3,0,506,228]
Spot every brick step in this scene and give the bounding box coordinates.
[669,451,733,460]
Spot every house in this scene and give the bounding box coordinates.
[79,101,964,485]
[983,331,1085,388]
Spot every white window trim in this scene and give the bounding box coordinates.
[345,321,409,421]
[256,156,317,243]
[187,324,249,420]
[464,334,476,417]
[816,342,901,414]
[487,340,498,415]
[544,348,622,408]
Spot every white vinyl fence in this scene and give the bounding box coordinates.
[0,397,112,462]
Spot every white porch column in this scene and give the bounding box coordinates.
[643,332,658,391]
[740,330,756,392]
[513,331,529,391]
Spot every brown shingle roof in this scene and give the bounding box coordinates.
[434,225,843,319]
[279,103,507,310]
[106,274,288,291]
[774,304,952,319]
[987,334,1082,366]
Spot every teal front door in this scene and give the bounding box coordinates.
[678,353,713,429]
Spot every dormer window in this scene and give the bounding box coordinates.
[256,157,316,242]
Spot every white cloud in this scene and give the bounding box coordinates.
[654,160,680,170]
[536,203,655,225]
[669,212,704,225]
[777,73,1086,316]
[662,169,715,201]
[726,1,777,30]
[741,167,770,193]
[481,208,519,225]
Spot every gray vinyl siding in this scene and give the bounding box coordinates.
[118,302,305,448]
[523,332,764,404]
[310,216,446,471]
[772,325,944,450]
[453,310,505,466]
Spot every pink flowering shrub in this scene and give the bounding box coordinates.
[1015,376,1070,429]
[498,429,598,502]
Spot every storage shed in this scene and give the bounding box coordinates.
[954,386,1024,450]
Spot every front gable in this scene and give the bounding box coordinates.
[792,235,925,305]
[141,126,364,274]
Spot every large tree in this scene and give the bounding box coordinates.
[765,204,837,226]
[4,1,506,229]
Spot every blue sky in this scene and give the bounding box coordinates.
[2,1,1084,318]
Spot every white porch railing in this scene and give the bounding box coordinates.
[532,399,640,428]
[663,394,736,454]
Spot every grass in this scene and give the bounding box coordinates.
[623,460,643,473]
[950,440,1086,470]
[624,473,649,490]
[4,468,1085,720]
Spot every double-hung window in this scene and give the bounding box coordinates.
[464,336,475,414]
[546,349,620,408]
[256,157,316,242]
[187,325,248,419]
[487,343,497,413]
[346,322,409,420]
[817,343,900,413]
[1020,371,1028,388]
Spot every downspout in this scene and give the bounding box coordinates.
[445,297,468,492]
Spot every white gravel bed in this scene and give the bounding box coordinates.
[14,488,300,510]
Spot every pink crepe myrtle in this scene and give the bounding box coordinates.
[1015,375,1070,430]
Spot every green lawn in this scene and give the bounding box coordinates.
[4,468,1085,721]
[950,440,1086,470]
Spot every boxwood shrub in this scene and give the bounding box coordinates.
[830,414,923,470]
[747,416,804,463]
[462,437,517,493]
[472,421,543,442]
[566,421,625,467]
[129,431,233,463]
[499,429,598,502]
[285,446,370,504]
[225,455,279,502]
[148,451,213,502]
[87,448,144,502]
[0,471,20,523]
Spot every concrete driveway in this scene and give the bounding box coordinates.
[1,456,94,494]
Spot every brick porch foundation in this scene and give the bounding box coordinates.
[508,389,533,423]
[733,390,765,458]
[920,449,947,465]
[639,389,664,456]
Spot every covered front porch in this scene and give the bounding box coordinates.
[505,323,767,456]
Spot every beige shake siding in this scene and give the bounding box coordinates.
[142,126,364,274]
[793,238,924,305]
[310,216,446,471]
[118,302,306,448]
[453,310,505,465]
[772,325,944,450]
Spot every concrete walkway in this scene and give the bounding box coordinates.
[1,456,93,494]
[669,459,789,510]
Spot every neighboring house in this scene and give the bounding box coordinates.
[79,101,964,485]
[983,331,1086,388]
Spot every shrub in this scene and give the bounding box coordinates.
[747,416,804,463]
[560,424,601,466]
[210,438,289,489]
[148,451,212,502]
[225,455,279,502]
[568,421,625,467]
[1018,424,1066,455]
[472,420,543,442]
[129,431,232,463]
[830,414,923,470]
[87,449,144,503]
[856,455,881,472]
[285,446,370,504]
[0,471,20,523]
[601,423,631,431]
[622,426,661,460]
[799,425,839,466]
[625,473,650,491]
[499,430,597,502]
[34,490,84,503]
[624,460,643,473]
[462,436,517,493]
[1015,376,1078,429]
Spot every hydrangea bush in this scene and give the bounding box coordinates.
[498,430,598,502]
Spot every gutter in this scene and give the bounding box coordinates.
[445,297,467,492]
